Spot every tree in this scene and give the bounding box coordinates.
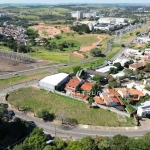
[13,143,32,150]
[23,128,47,150]
[54,137,67,150]
[110,134,128,150]
[113,62,123,71]
[44,145,57,150]
[80,136,97,150]
[36,109,55,121]
[98,138,110,150]
[89,97,93,108]
[124,68,134,77]
[92,75,104,82]
[124,60,134,68]
[90,48,102,57]
[54,35,61,39]
[109,67,118,74]
[144,63,150,72]
[73,66,82,75]
[65,141,84,150]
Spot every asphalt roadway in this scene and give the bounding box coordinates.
[0,81,150,139]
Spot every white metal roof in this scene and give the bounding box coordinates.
[39,73,69,86]
[112,71,125,78]
[113,57,130,66]
[96,66,117,73]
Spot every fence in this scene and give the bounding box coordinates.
[95,102,130,117]
[0,49,36,63]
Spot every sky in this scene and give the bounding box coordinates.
[0,0,150,4]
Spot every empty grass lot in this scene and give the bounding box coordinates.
[8,87,134,126]
[0,46,11,51]
[30,48,81,63]
[0,71,49,90]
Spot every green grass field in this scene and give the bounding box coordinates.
[30,48,81,63]
[0,46,11,51]
[8,87,134,126]
[0,72,49,90]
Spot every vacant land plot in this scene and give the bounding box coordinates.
[0,57,51,75]
[30,48,81,63]
[31,23,72,38]
[8,87,134,126]
[0,72,49,90]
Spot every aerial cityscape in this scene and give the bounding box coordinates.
[0,1,150,150]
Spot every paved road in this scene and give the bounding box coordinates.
[0,81,150,139]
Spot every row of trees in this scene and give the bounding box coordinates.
[12,128,150,150]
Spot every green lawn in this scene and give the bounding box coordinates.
[29,48,81,63]
[7,87,134,127]
[0,72,49,90]
[0,45,11,51]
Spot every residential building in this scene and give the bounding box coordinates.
[129,62,146,71]
[96,66,117,74]
[115,88,145,102]
[71,11,83,20]
[39,73,69,92]
[81,82,92,92]
[96,88,124,107]
[65,77,80,93]
[137,100,150,117]
[112,71,125,79]
[113,57,131,67]
[85,69,108,78]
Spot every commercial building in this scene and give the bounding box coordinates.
[39,73,69,92]
[137,100,150,117]
[71,11,83,20]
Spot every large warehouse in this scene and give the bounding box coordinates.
[39,73,69,92]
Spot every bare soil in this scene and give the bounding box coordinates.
[31,22,72,38]
[0,57,51,75]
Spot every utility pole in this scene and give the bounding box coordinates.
[54,126,56,137]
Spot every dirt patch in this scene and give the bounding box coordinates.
[0,57,51,75]
[69,51,84,59]
[31,22,72,38]
[70,35,103,58]
[79,35,102,52]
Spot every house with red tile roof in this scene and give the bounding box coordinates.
[115,88,145,101]
[81,82,93,92]
[94,96,106,105]
[65,77,80,92]
[95,88,124,107]
[64,77,92,100]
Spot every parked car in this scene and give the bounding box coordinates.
[0,103,8,108]
[8,110,15,116]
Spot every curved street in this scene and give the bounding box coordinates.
[0,81,150,139]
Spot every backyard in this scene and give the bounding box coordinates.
[7,87,134,126]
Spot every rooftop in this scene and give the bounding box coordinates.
[81,82,93,92]
[94,96,106,105]
[129,62,146,69]
[39,73,69,86]
[96,66,117,73]
[85,69,108,77]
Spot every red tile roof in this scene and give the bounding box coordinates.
[65,78,80,91]
[72,92,89,100]
[81,82,92,92]
[102,88,124,105]
[94,96,106,105]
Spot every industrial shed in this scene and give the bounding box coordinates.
[39,73,69,92]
